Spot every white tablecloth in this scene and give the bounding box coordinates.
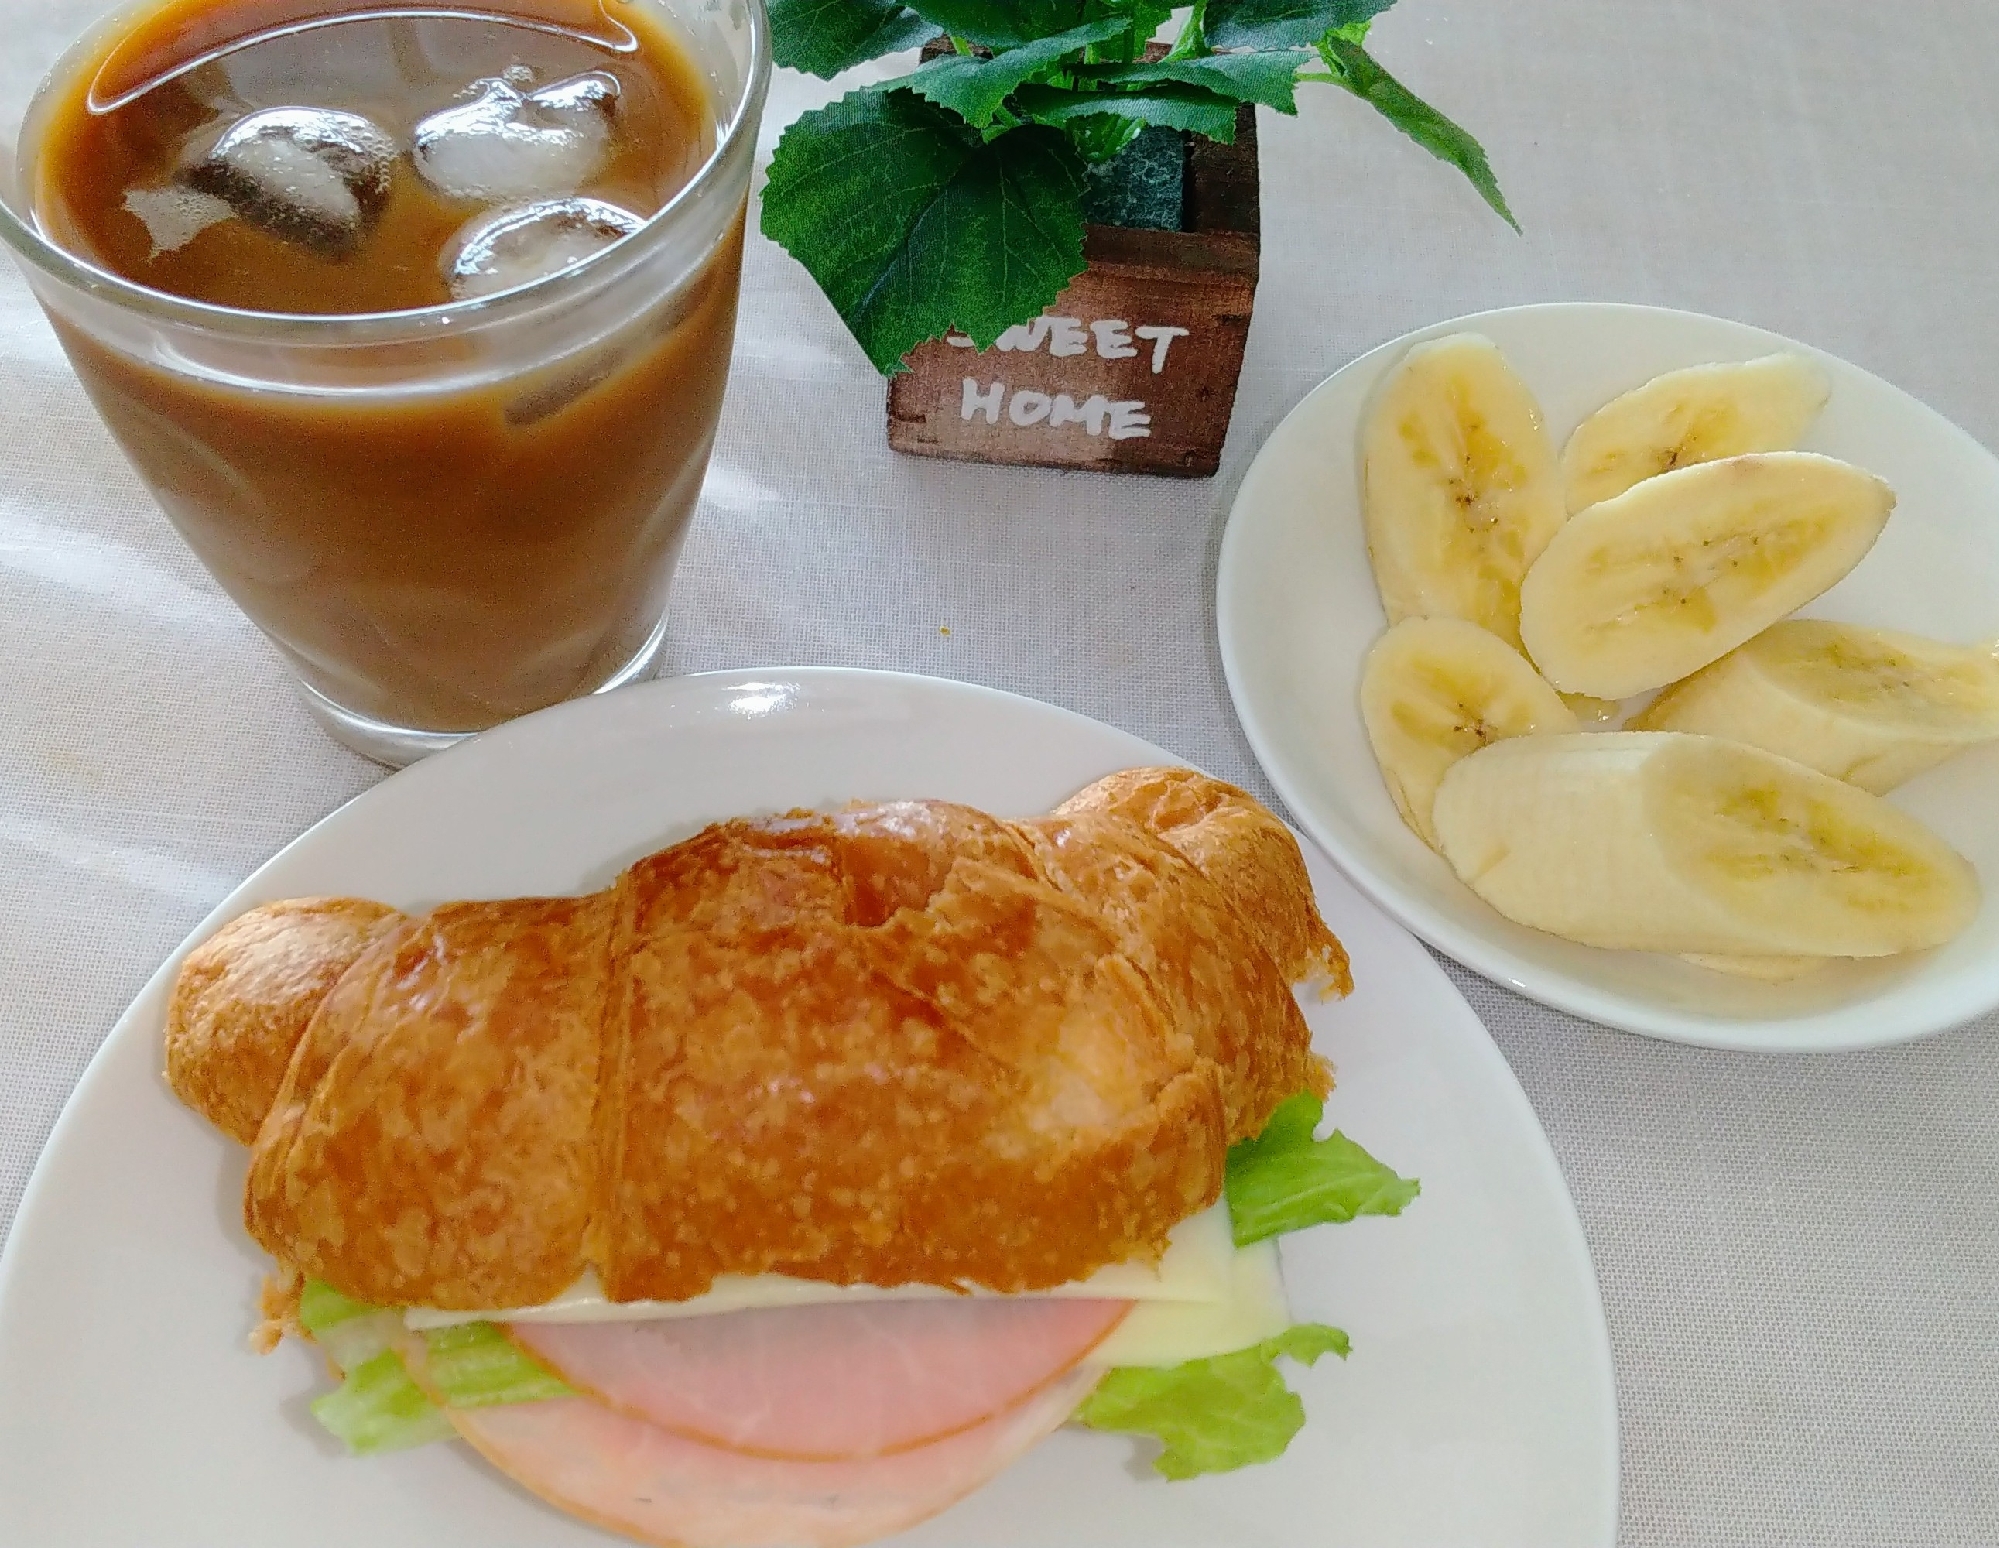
[5,3,1998,1543]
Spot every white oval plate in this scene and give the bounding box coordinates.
[0,668,1615,1548]
[1218,302,1999,1052]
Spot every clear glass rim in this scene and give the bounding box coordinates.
[0,0,770,343]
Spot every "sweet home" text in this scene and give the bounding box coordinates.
[946,316,1191,441]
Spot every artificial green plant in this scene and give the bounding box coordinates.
[760,0,1514,373]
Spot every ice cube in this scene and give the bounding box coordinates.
[443,196,644,300]
[412,72,619,204]
[122,184,233,256]
[505,346,626,425]
[528,71,621,124]
[183,106,397,258]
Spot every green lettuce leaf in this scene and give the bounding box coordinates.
[1225,1092,1420,1246]
[420,1322,576,1409]
[298,1284,566,1450]
[310,1350,457,1455]
[769,0,935,78]
[1077,1323,1349,1478]
[1205,0,1396,50]
[297,1279,374,1338]
[904,16,1131,127]
[1312,32,1516,227]
[1015,82,1242,145]
[1078,50,1308,114]
[762,88,1087,371]
[298,1279,407,1376]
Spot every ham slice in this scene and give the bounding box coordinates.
[436,1362,1103,1548]
[508,1297,1129,1459]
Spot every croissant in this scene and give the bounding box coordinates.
[165,768,1349,1314]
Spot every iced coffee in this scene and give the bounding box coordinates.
[16,0,759,751]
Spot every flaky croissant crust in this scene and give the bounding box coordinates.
[165,768,1348,1311]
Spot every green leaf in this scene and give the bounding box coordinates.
[1165,0,1209,59]
[309,1349,457,1455]
[1015,82,1242,145]
[1080,50,1308,114]
[762,88,1087,372]
[1205,0,1396,50]
[298,1279,406,1375]
[299,1292,568,1453]
[1072,0,1176,64]
[297,1279,375,1338]
[420,1322,575,1409]
[1124,1,1182,56]
[1224,1091,1421,1246]
[1064,113,1146,166]
[903,16,1131,127]
[1242,1088,1322,1152]
[769,0,935,78]
[904,0,1089,50]
[1265,1322,1353,1364]
[1076,1323,1350,1479]
[1313,33,1517,228]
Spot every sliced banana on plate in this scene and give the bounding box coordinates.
[1361,333,1567,649]
[1559,692,1623,726]
[1517,451,1895,700]
[1632,619,1999,792]
[1430,731,1980,957]
[1359,617,1578,849]
[1561,353,1831,512]
[1679,952,1831,982]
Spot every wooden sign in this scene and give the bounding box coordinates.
[886,109,1261,479]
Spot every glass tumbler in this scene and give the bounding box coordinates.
[0,0,768,765]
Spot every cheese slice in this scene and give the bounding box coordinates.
[406,1203,1294,1367]
[1087,1240,1290,1368]
[406,1203,1242,1331]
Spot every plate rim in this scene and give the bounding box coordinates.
[0,665,1620,1546]
[1216,299,1999,1054]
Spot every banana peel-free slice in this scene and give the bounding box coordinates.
[1431,731,1979,957]
[1679,952,1831,981]
[1559,692,1624,726]
[1632,619,1999,792]
[1359,617,1578,850]
[1562,353,1831,512]
[1361,334,1567,650]
[1517,452,1895,701]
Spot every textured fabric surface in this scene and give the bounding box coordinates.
[4,1,1998,1543]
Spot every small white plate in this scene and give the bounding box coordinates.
[0,668,1616,1548]
[1218,302,1999,1052]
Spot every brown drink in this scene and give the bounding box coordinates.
[20,0,755,749]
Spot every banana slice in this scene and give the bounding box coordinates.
[1361,334,1567,649]
[1631,619,1999,792]
[1679,953,1830,981]
[1560,693,1623,726]
[1562,354,1831,511]
[1431,731,1979,956]
[1517,452,1895,700]
[1359,617,1578,849]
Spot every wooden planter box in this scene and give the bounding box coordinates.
[886,107,1261,479]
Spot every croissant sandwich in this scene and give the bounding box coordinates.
[165,767,1413,1548]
